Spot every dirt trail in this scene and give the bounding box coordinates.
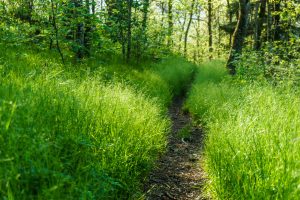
[143,94,206,200]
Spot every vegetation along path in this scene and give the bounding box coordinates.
[144,90,206,200]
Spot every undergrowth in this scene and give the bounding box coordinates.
[186,61,300,199]
[0,45,195,199]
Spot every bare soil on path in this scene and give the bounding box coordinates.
[143,94,206,200]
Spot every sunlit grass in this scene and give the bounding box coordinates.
[186,62,300,199]
[0,46,195,199]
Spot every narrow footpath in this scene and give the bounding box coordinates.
[144,93,206,200]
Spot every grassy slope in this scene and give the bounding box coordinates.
[0,45,195,199]
[185,62,300,199]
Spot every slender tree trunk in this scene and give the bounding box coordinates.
[126,0,132,62]
[184,0,196,57]
[50,0,65,64]
[142,0,150,40]
[73,0,85,59]
[266,0,272,41]
[84,0,91,56]
[167,0,173,47]
[208,0,213,60]
[273,1,282,41]
[227,0,250,75]
[253,2,260,47]
[254,0,267,50]
[92,0,95,14]
[138,0,150,61]
[226,0,233,46]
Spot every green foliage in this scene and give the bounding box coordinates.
[186,62,300,199]
[0,45,195,199]
[0,0,231,62]
[234,44,300,86]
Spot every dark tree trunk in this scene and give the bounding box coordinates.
[137,0,150,61]
[50,0,65,64]
[92,0,95,14]
[273,1,282,41]
[266,0,272,41]
[254,0,267,50]
[227,0,250,75]
[72,0,85,59]
[126,0,132,62]
[253,2,260,46]
[84,0,92,56]
[167,0,173,47]
[142,0,150,39]
[184,0,196,57]
[208,0,213,60]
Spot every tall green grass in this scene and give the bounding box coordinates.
[186,62,300,199]
[0,46,195,199]
[125,57,196,107]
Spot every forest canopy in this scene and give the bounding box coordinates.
[1,0,299,78]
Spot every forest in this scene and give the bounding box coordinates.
[0,0,300,199]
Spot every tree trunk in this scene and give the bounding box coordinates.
[84,0,91,56]
[50,0,65,64]
[92,0,95,14]
[254,0,267,50]
[142,0,150,39]
[208,0,213,60]
[226,0,233,47]
[226,0,250,75]
[184,0,196,57]
[167,0,173,47]
[126,0,132,62]
[266,0,271,42]
[273,1,282,41]
[137,0,150,61]
[72,0,85,59]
